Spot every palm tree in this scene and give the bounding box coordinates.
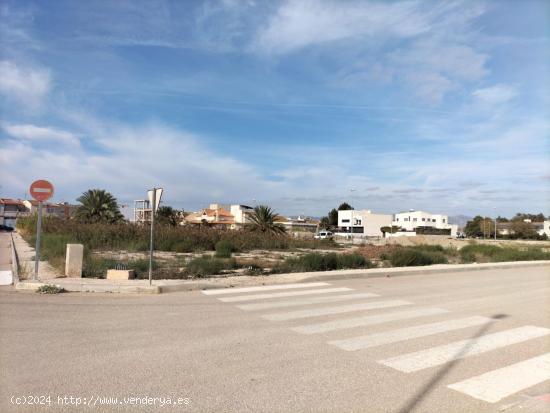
[248,205,286,234]
[75,189,124,224]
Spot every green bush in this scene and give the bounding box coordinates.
[460,244,550,263]
[16,216,335,254]
[389,248,448,267]
[273,253,373,273]
[410,244,446,252]
[36,284,65,294]
[185,256,237,277]
[82,257,118,278]
[172,239,196,253]
[215,240,234,258]
[15,216,342,278]
[82,257,158,278]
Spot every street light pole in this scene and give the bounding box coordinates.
[349,189,356,241]
[494,208,497,241]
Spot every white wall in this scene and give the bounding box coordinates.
[540,220,550,237]
[393,210,455,235]
[230,205,253,225]
[338,209,392,237]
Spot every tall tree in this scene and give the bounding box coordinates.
[247,205,286,234]
[328,208,338,226]
[338,202,354,210]
[319,216,330,229]
[464,216,484,237]
[75,189,124,224]
[509,220,538,239]
[156,206,180,227]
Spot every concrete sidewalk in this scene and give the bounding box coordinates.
[15,260,550,294]
[11,232,60,280]
[0,232,13,285]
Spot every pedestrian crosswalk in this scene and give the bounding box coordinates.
[292,307,450,334]
[262,300,411,321]
[447,353,550,403]
[237,292,379,311]
[218,287,353,302]
[379,325,550,372]
[328,316,492,351]
[202,281,550,405]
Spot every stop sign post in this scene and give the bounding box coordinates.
[29,180,54,280]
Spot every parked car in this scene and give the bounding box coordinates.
[0,225,14,232]
[314,231,333,240]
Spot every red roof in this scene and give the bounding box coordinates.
[0,198,25,206]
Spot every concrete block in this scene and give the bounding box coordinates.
[106,269,136,280]
[0,270,13,286]
[65,244,83,278]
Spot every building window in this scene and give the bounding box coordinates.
[442,219,446,223]
[342,219,350,223]
[422,218,425,221]
[413,218,417,222]
[396,218,399,221]
[404,218,409,221]
[432,219,436,222]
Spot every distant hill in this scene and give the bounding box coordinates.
[449,215,472,229]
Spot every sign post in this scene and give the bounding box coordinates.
[29,180,54,280]
[147,188,163,286]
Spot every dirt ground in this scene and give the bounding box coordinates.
[91,235,550,278]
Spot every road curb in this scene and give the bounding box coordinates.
[298,260,550,283]
[15,280,161,294]
[14,260,550,294]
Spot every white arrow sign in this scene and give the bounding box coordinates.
[147,188,163,212]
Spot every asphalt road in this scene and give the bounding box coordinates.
[1,266,549,413]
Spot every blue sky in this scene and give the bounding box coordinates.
[0,0,549,217]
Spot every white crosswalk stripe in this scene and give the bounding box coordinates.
[204,281,550,404]
[218,287,354,302]
[379,325,550,373]
[328,316,492,351]
[292,307,450,334]
[262,300,412,321]
[237,292,380,311]
[447,353,550,403]
[201,282,331,295]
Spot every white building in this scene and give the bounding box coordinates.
[538,220,550,237]
[230,204,254,228]
[392,210,458,237]
[338,209,392,237]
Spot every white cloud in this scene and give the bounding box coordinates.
[1,123,80,147]
[390,40,488,82]
[387,39,489,103]
[404,72,455,103]
[0,115,547,216]
[0,60,51,107]
[472,84,518,105]
[0,121,282,209]
[254,0,432,54]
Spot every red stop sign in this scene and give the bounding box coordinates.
[30,180,54,202]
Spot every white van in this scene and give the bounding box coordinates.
[314,231,333,240]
